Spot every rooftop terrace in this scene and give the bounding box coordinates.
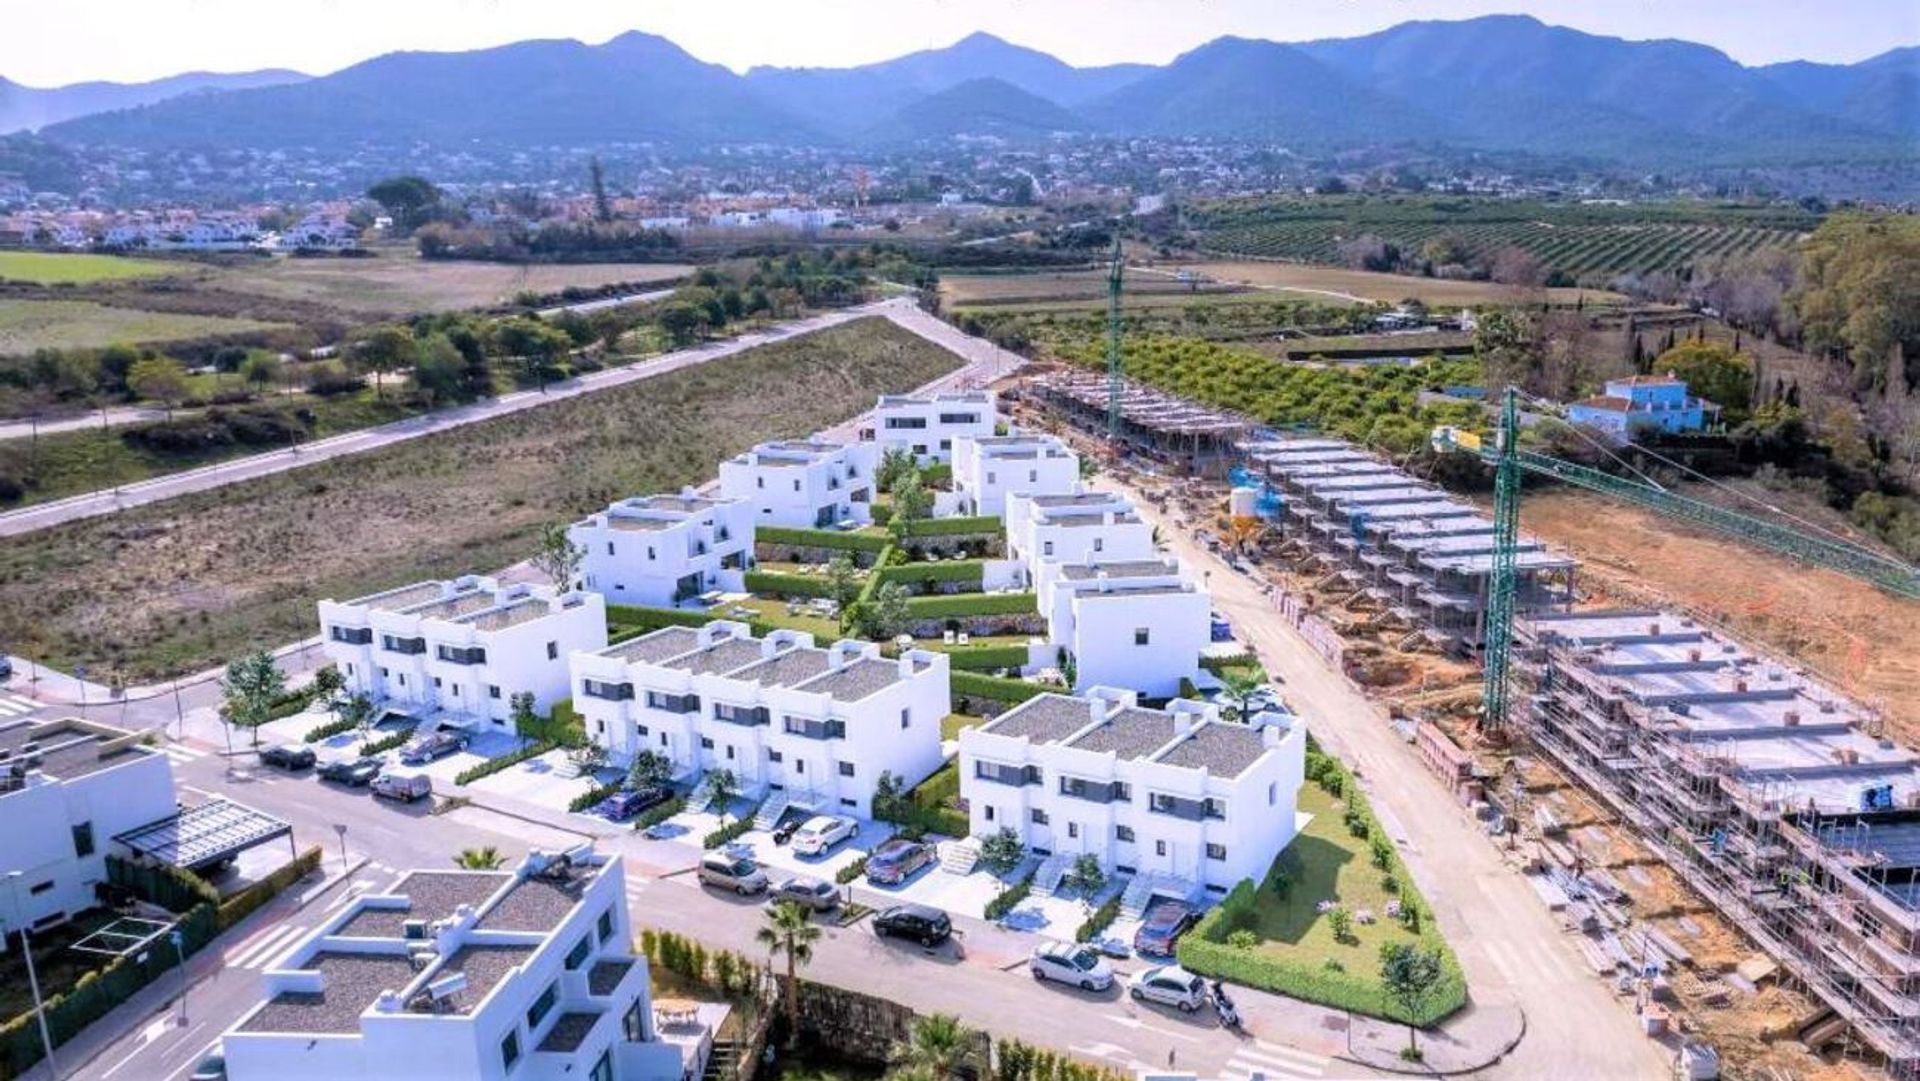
[238,952,417,1035]
[793,657,906,702]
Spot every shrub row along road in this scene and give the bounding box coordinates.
[0,298,928,539]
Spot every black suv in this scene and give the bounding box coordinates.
[873,903,952,947]
[259,743,316,771]
[317,757,383,786]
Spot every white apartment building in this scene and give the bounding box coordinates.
[319,577,607,733]
[0,718,175,931]
[952,434,1081,518]
[958,689,1306,890]
[221,849,690,1081]
[868,391,997,465]
[717,440,878,529]
[1005,490,1156,572]
[1035,556,1209,697]
[570,492,755,607]
[570,622,949,818]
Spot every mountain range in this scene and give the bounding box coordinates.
[18,17,1919,166]
[0,69,305,135]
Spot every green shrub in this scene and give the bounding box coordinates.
[952,670,1045,706]
[606,604,716,638]
[900,515,1001,537]
[218,846,323,929]
[570,781,627,813]
[743,569,835,599]
[453,739,558,785]
[876,560,987,589]
[702,803,763,849]
[905,592,1036,619]
[940,644,1030,672]
[755,525,889,553]
[835,854,871,884]
[984,868,1037,921]
[633,796,686,830]
[1226,929,1260,949]
[359,724,418,757]
[303,714,358,743]
[1075,895,1121,943]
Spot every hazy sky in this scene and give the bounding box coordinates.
[4,0,1916,86]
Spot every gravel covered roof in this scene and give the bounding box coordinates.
[1156,722,1270,776]
[663,637,768,675]
[442,944,537,1014]
[477,864,601,933]
[985,694,1096,742]
[794,658,902,702]
[602,626,703,664]
[1069,707,1178,760]
[729,647,833,688]
[238,952,417,1034]
[333,871,507,939]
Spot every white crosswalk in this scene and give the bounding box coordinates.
[0,693,40,718]
[1217,1039,1329,1080]
[154,743,209,765]
[1480,933,1581,986]
[226,922,312,970]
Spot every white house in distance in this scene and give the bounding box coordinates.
[570,492,755,607]
[958,688,1306,892]
[1035,556,1208,697]
[0,717,176,931]
[951,434,1081,517]
[1005,490,1156,572]
[319,577,607,733]
[717,440,878,528]
[219,848,695,1081]
[867,391,998,465]
[570,622,949,819]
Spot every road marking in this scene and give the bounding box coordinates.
[1219,1055,1325,1080]
[163,1037,220,1081]
[155,744,207,764]
[325,878,376,912]
[1102,1012,1203,1041]
[0,696,36,717]
[228,922,310,969]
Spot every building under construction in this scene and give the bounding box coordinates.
[1519,609,1920,1077]
[1022,372,1249,478]
[1240,436,1578,652]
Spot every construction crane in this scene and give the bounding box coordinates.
[1433,386,1920,732]
[1105,236,1124,441]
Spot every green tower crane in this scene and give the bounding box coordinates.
[1105,237,1123,441]
[1434,386,1920,732]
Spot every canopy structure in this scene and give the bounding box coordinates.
[114,798,294,871]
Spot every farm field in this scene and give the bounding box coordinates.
[215,251,695,316]
[0,297,291,353]
[0,317,964,682]
[0,251,185,284]
[1155,259,1614,306]
[940,269,1247,308]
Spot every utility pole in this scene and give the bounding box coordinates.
[7,872,60,1079]
[1105,235,1123,442]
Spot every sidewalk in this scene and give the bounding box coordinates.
[1340,1002,1526,1075]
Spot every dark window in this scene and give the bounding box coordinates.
[623,1000,645,1041]
[488,685,501,699]
[329,625,372,645]
[381,634,426,655]
[636,724,650,737]
[583,679,634,701]
[527,981,558,1029]
[566,935,592,970]
[1206,843,1227,861]
[726,746,735,760]
[768,749,783,763]
[1116,825,1135,842]
[598,908,614,943]
[71,821,95,858]
[1030,808,1048,825]
[840,798,857,808]
[838,761,855,777]
[1067,822,1079,839]
[985,805,996,822]
[29,880,53,895]
[591,1050,614,1081]
[700,737,714,750]
[547,641,559,661]
[1134,628,1150,646]
[646,691,700,714]
[1155,840,1167,856]
[500,1031,520,1071]
[900,708,911,729]
[436,644,487,665]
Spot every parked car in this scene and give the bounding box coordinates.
[1029,941,1115,991]
[317,757,383,787]
[399,731,468,765]
[768,875,840,912]
[189,1050,227,1080]
[258,743,316,771]
[791,815,858,857]
[592,784,673,821]
[865,839,933,885]
[1128,965,1207,1012]
[0,655,13,681]
[697,853,768,895]
[873,903,951,946]
[371,770,432,803]
[1133,899,1199,958]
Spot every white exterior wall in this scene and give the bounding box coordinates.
[1005,492,1156,572]
[759,652,949,817]
[871,393,997,465]
[572,497,755,607]
[718,442,878,528]
[0,739,175,930]
[951,436,1080,518]
[1068,588,1210,697]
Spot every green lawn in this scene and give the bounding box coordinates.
[1242,785,1426,961]
[0,251,184,285]
[727,596,844,641]
[940,712,982,741]
[0,298,290,353]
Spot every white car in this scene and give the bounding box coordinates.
[791,815,858,856]
[1029,941,1114,991]
[1128,965,1207,1012]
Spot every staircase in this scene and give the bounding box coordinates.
[1121,872,1200,919]
[702,1040,741,1081]
[1032,852,1073,897]
[754,790,790,831]
[938,837,981,875]
[684,775,714,814]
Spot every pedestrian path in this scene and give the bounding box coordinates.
[1218,1039,1329,1080]
[153,741,211,766]
[0,692,40,718]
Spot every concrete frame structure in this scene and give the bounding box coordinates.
[570,622,950,819]
[221,849,689,1081]
[951,434,1081,518]
[1023,372,1249,479]
[866,391,998,465]
[571,492,754,608]
[319,578,608,733]
[718,440,877,528]
[958,688,1305,892]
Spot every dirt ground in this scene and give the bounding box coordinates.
[213,251,693,316]
[1142,258,1620,307]
[1519,488,1920,746]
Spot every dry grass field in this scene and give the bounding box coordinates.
[1160,258,1619,306]
[0,251,185,284]
[0,297,291,353]
[0,317,962,681]
[216,252,694,316]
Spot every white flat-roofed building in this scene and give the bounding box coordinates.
[958,689,1306,890]
[1035,556,1208,697]
[319,577,607,733]
[1005,489,1156,572]
[868,391,997,465]
[0,717,176,932]
[220,849,691,1081]
[570,622,949,818]
[952,434,1081,518]
[717,440,878,528]
[570,491,755,607]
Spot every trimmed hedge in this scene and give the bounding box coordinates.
[570,781,627,813]
[633,796,686,830]
[703,803,763,849]
[876,561,987,589]
[879,764,969,838]
[940,644,1030,672]
[952,671,1046,705]
[453,739,558,785]
[984,867,1037,922]
[303,713,358,743]
[360,723,417,757]
[904,592,1036,619]
[1076,895,1122,943]
[835,854,871,884]
[900,515,1002,537]
[755,525,889,553]
[744,569,835,599]
[607,604,716,636]
[218,845,323,930]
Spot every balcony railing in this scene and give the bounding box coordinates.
[330,626,373,645]
[645,691,700,714]
[781,716,845,740]
[436,645,487,665]
[381,635,427,655]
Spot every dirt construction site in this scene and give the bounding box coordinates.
[1005,383,1911,1081]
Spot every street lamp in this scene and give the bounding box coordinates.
[332,824,349,872]
[5,872,60,1079]
[170,929,188,1025]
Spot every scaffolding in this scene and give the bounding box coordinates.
[1026,371,1249,477]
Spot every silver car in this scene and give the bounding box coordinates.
[1128,965,1207,1012]
[768,875,840,912]
[1029,941,1114,991]
[697,853,768,895]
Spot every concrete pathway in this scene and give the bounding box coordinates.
[0,406,168,441]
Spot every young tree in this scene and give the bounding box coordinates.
[509,691,540,738]
[978,827,1025,873]
[309,665,346,708]
[220,650,287,748]
[1066,854,1107,901]
[756,900,821,1047]
[350,325,415,400]
[655,301,708,347]
[531,521,585,589]
[871,769,906,823]
[892,471,933,523]
[703,768,739,821]
[825,554,862,632]
[876,447,917,494]
[452,846,506,870]
[492,318,571,390]
[1380,944,1446,1059]
[409,333,466,407]
[567,742,610,786]
[628,748,672,789]
[126,356,190,418]
[339,691,376,736]
[860,581,913,640]
[239,353,280,394]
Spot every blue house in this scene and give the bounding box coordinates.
[1566,373,1717,444]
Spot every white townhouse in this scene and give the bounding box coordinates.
[1034,556,1209,697]
[717,440,879,529]
[220,849,693,1081]
[0,718,176,931]
[1005,489,1157,573]
[868,391,998,465]
[319,577,607,733]
[570,622,949,819]
[958,689,1306,892]
[951,434,1081,518]
[570,492,755,607]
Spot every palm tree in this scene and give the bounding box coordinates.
[1220,667,1267,722]
[453,846,506,870]
[756,900,820,1047]
[896,1013,972,1079]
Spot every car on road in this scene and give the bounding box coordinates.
[1029,941,1115,991]
[399,730,468,765]
[1128,965,1207,1012]
[865,838,933,885]
[591,784,673,821]
[768,875,840,912]
[370,770,432,802]
[873,903,951,946]
[317,756,383,787]
[697,853,769,895]
[189,1050,227,1080]
[258,743,316,771]
[791,815,858,856]
[1133,899,1199,958]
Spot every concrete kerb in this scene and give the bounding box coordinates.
[1332,1002,1527,1077]
[296,855,371,909]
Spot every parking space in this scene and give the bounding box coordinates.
[403,728,521,786]
[464,748,615,813]
[733,816,891,882]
